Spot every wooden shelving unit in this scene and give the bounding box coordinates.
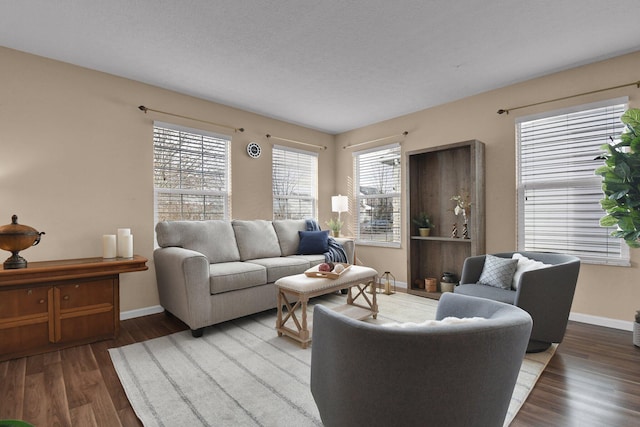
[406,140,485,299]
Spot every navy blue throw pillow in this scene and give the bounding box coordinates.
[297,230,330,254]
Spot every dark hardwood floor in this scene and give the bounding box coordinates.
[1,311,639,426]
[512,321,640,427]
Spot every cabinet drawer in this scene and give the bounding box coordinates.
[0,287,49,320]
[59,311,115,343]
[0,323,50,355]
[57,278,114,309]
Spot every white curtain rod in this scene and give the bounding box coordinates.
[266,134,327,150]
[138,106,245,133]
[343,131,408,150]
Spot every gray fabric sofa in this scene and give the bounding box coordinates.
[310,293,533,427]
[455,251,580,352]
[154,219,354,337]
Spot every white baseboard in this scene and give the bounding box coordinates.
[569,312,633,331]
[396,281,632,331]
[120,305,164,320]
[119,289,632,332]
[396,280,408,289]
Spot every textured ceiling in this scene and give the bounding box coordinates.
[2,1,640,134]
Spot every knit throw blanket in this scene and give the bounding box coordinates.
[305,219,348,263]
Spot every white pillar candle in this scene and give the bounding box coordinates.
[117,228,131,257]
[102,234,117,259]
[121,234,134,258]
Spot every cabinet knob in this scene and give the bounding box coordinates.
[63,295,70,301]
[39,299,45,304]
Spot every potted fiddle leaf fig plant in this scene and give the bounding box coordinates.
[595,108,640,248]
[412,212,434,237]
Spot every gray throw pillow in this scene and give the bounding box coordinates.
[478,255,518,289]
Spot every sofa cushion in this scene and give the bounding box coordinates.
[232,220,282,261]
[209,261,267,294]
[454,284,516,305]
[273,219,307,256]
[156,220,240,263]
[245,257,310,283]
[287,254,326,267]
[511,253,551,290]
[298,230,330,254]
[477,254,518,289]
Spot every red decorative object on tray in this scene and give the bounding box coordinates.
[304,263,351,279]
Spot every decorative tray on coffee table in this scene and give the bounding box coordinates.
[304,263,351,279]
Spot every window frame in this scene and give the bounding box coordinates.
[272,144,318,220]
[516,97,630,266]
[353,143,402,247]
[153,121,231,223]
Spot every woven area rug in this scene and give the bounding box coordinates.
[109,292,556,426]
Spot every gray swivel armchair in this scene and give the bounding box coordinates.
[455,251,580,352]
[310,293,532,427]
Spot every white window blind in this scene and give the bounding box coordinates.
[153,122,230,222]
[516,98,629,265]
[354,143,401,246]
[272,145,318,220]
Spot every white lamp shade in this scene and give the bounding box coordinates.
[331,195,348,213]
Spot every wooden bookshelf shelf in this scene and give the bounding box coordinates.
[406,140,485,299]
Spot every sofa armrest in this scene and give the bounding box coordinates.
[153,246,212,330]
[334,237,355,264]
[459,255,487,284]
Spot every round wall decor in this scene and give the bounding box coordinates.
[246,142,262,158]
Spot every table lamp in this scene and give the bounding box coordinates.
[331,194,348,221]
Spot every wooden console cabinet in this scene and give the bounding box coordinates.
[0,256,148,361]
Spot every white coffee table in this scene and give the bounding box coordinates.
[275,265,378,348]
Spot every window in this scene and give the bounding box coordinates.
[354,143,401,246]
[153,122,231,222]
[516,98,629,265]
[272,145,318,219]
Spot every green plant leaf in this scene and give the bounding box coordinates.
[603,173,623,184]
[621,108,640,128]
[609,189,630,200]
[600,199,618,210]
[614,160,631,180]
[619,132,633,146]
[631,135,640,153]
[600,215,618,227]
[621,109,640,128]
[594,165,610,175]
[599,108,640,249]
[626,238,640,248]
[618,215,636,230]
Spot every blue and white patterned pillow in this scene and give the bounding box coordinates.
[478,255,518,289]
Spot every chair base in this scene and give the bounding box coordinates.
[526,339,552,353]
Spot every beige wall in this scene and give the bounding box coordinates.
[336,51,640,325]
[0,47,335,312]
[2,46,638,325]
